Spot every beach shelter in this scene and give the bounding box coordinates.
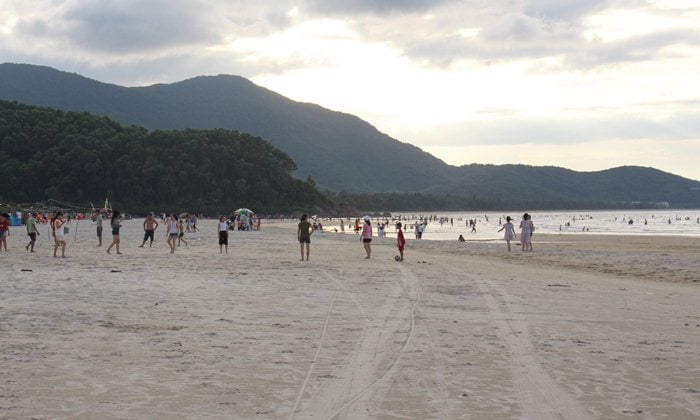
[234,208,254,216]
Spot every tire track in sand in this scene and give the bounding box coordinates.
[456,266,591,420]
[289,270,344,419]
[291,264,421,419]
[328,264,422,419]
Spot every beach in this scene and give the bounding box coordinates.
[1,219,699,419]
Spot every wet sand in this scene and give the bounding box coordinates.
[1,220,699,419]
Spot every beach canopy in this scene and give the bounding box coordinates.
[234,208,254,215]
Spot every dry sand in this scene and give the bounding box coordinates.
[1,219,699,419]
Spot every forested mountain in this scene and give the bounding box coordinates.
[0,63,451,192]
[2,63,700,209]
[0,100,327,214]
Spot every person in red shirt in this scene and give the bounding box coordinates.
[0,213,10,251]
[396,222,406,262]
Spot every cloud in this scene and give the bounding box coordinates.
[302,0,450,15]
[400,107,700,147]
[13,0,225,54]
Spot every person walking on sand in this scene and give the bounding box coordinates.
[93,210,103,247]
[25,212,40,252]
[361,215,372,259]
[498,216,516,252]
[396,222,406,261]
[139,213,159,248]
[218,216,229,254]
[177,218,188,247]
[53,212,67,258]
[519,213,533,252]
[297,214,313,261]
[166,215,179,254]
[0,212,10,251]
[106,211,122,254]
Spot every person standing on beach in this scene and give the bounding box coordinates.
[519,213,533,252]
[139,213,159,248]
[94,210,103,247]
[498,216,516,252]
[166,215,179,254]
[298,214,313,261]
[25,212,40,252]
[218,216,229,254]
[53,212,67,258]
[361,215,372,259]
[0,212,10,251]
[396,222,406,261]
[340,219,345,232]
[106,211,122,254]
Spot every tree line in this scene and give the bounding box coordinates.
[0,100,328,215]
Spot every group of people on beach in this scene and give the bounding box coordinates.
[97,211,196,255]
[497,213,535,252]
[3,209,536,261]
[298,214,406,262]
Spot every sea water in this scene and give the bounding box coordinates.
[337,210,700,241]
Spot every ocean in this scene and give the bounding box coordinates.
[339,210,700,241]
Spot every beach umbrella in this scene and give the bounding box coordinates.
[234,208,254,215]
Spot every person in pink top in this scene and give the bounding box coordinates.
[361,215,372,259]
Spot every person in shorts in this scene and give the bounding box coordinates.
[0,212,10,251]
[218,216,229,253]
[139,213,159,248]
[25,212,40,252]
[297,214,313,261]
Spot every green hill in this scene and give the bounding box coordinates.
[0,100,327,214]
[0,63,452,192]
[2,63,700,209]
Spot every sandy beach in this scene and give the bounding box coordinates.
[1,219,699,419]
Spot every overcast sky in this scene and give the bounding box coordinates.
[2,0,700,180]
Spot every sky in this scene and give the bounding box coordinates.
[1,0,700,180]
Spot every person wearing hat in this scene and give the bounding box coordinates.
[361,215,372,259]
[497,216,516,252]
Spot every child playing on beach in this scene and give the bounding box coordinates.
[497,216,516,252]
[396,222,406,261]
[297,214,312,261]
